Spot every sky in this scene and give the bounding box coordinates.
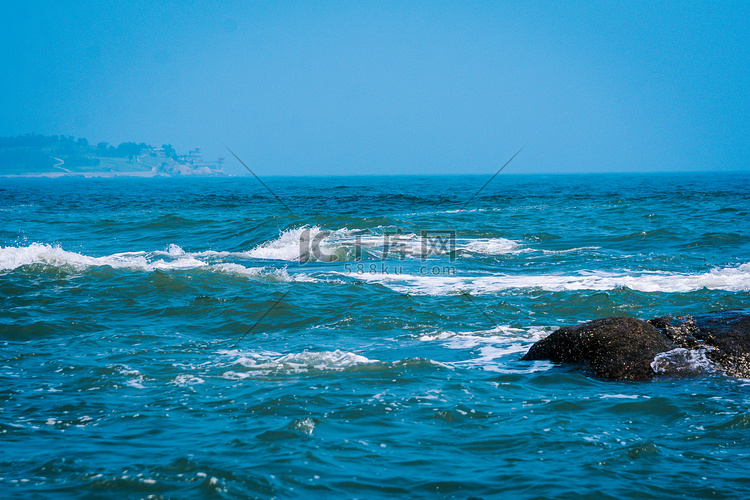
[1,1,748,176]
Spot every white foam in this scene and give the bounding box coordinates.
[352,263,750,295]
[459,238,522,255]
[114,366,147,389]
[125,378,146,389]
[541,246,602,255]
[421,325,551,372]
[172,374,205,386]
[291,417,316,434]
[246,226,373,262]
[459,239,601,257]
[222,349,376,378]
[247,227,319,261]
[274,350,374,368]
[0,243,306,282]
[151,244,185,257]
[246,226,526,261]
[0,243,206,272]
[211,263,296,282]
[651,348,721,375]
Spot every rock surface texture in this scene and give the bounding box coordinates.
[521,310,750,380]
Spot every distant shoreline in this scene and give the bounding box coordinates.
[0,134,226,177]
[0,169,235,179]
[1,169,746,179]
[0,170,159,179]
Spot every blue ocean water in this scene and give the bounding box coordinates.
[1,172,750,499]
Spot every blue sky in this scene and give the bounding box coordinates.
[1,1,748,175]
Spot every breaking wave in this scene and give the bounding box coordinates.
[245,226,524,262]
[352,263,750,295]
[0,243,302,281]
[219,349,377,378]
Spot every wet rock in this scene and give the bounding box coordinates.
[521,317,674,380]
[522,310,750,380]
[663,311,750,378]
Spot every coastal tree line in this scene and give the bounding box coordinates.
[0,134,178,173]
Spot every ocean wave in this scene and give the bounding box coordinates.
[0,243,305,281]
[681,232,749,249]
[215,349,458,379]
[210,263,296,282]
[351,263,750,295]
[540,246,602,255]
[245,225,525,262]
[460,238,521,255]
[246,226,363,262]
[611,228,678,241]
[220,349,377,378]
[0,243,201,271]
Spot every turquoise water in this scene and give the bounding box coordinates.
[2,173,750,498]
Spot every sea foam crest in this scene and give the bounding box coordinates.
[246,226,369,262]
[459,238,521,255]
[0,243,299,281]
[356,262,750,295]
[0,243,211,271]
[245,226,399,262]
[0,243,155,271]
[211,263,296,282]
[222,349,376,378]
[246,226,525,262]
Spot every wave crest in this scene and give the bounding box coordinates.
[354,263,750,295]
[245,226,525,262]
[221,349,376,378]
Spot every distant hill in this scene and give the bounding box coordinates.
[0,134,225,177]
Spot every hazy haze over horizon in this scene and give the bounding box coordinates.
[1,1,748,176]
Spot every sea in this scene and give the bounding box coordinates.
[1,172,750,499]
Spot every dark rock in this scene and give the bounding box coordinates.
[661,311,750,378]
[521,317,674,380]
[646,316,672,330]
[522,310,750,380]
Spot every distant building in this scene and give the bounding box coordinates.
[157,146,225,176]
